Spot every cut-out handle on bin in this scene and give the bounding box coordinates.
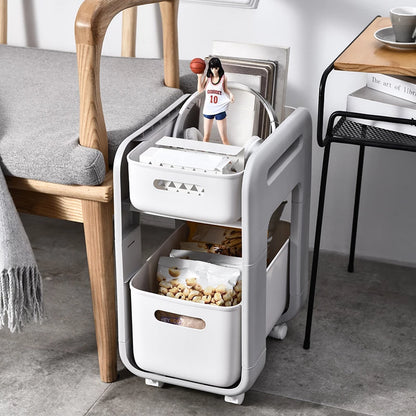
[155,310,206,330]
[153,179,205,195]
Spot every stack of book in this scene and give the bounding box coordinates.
[346,73,416,136]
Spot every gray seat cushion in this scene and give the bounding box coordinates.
[0,45,196,185]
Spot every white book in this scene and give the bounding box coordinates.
[346,86,416,136]
[366,73,416,104]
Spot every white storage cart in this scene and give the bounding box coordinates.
[113,87,312,404]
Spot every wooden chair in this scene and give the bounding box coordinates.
[0,0,180,382]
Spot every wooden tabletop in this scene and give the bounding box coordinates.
[334,17,416,76]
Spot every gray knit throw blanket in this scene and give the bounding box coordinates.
[0,168,44,332]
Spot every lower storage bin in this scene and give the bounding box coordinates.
[130,264,241,387]
[129,221,289,387]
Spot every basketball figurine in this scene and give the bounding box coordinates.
[196,57,234,145]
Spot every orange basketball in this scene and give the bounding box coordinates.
[190,58,206,74]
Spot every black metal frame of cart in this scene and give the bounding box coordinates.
[303,17,416,349]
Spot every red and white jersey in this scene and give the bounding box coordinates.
[203,76,231,115]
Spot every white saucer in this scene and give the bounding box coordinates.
[374,27,416,49]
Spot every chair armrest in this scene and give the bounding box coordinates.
[75,0,179,169]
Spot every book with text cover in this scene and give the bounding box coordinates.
[367,73,416,104]
[346,86,416,136]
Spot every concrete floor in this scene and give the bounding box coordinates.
[1,214,415,416]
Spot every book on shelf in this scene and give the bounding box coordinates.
[367,73,416,104]
[346,86,416,137]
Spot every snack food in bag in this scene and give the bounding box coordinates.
[181,223,242,257]
[156,256,241,307]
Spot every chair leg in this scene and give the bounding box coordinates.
[303,144,331,350]
[348,145,365,273]
[82,199,117,383]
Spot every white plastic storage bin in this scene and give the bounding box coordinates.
[129,220,290,387]
[130,228,241,388]
[127,142,244,224]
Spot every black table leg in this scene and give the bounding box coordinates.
[348,144,365,273]
[303,143,332,350]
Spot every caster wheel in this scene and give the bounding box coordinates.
[269,323,288,340]
[145,378,164,388]
[224,393,245,405]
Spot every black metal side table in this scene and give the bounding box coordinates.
[303,16,416,349]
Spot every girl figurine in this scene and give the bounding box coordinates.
[197,57,234,145]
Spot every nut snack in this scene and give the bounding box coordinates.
[157,256,242,307]
[181,222,242,257]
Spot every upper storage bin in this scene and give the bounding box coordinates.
[127,137,245,223]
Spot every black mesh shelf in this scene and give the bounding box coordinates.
[328,117,416,152]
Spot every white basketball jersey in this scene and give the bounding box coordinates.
[203,76,231,115]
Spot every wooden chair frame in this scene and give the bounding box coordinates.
[0,0,179,383]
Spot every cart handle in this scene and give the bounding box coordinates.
[172,82,279,138]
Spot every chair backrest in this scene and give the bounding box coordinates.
[121,7,137,57]
[0,0,6,44]
[0,0,138,55]
[0,0,180,172]
[75,0,179,170]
